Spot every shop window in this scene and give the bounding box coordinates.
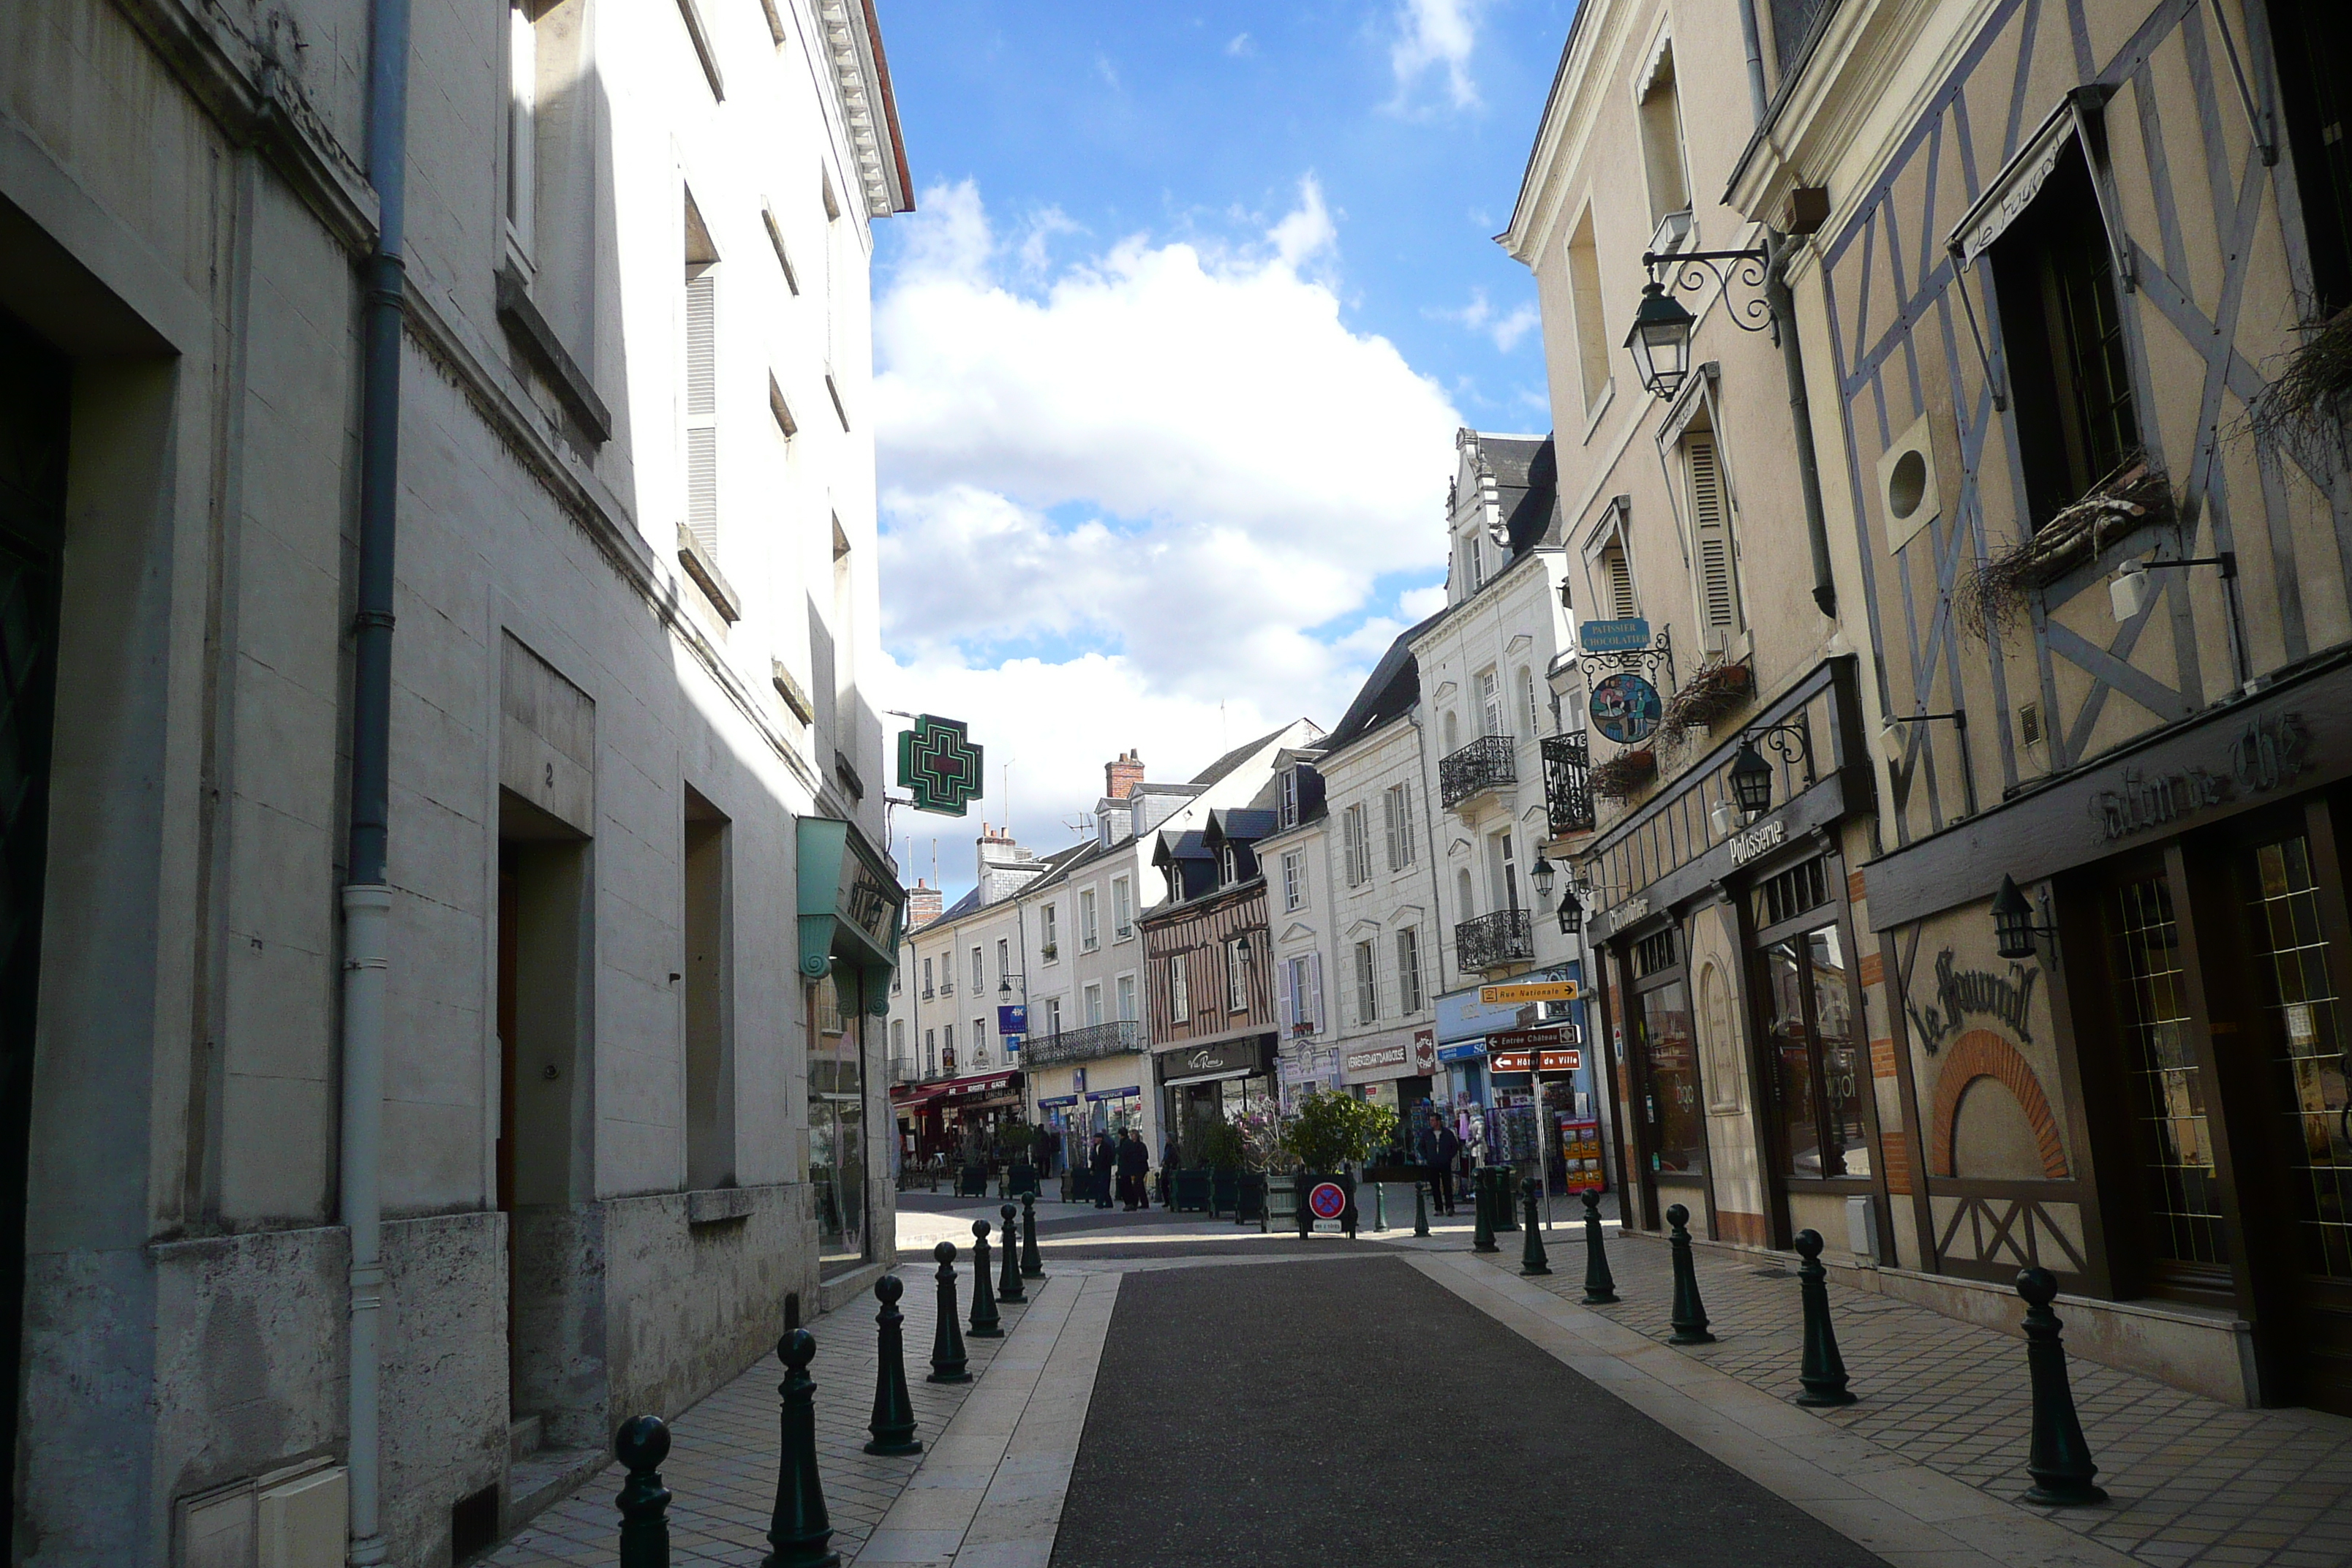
[2268,0,2352,315]
[1634,929,1678,978]
[1639,979,1705,1173]
[1397,927,1424,1013]
[2107,875,2228,1268]
[2243,833,2352,1280]
[1754,858,1830,928]
[1986,144,2139,527]
[1759,925,1868,1179]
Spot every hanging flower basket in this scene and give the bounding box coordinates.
[1957,457,2173,639]
[1590,747,1658,800]
[1659,657,1753,739]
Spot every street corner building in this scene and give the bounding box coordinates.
[1505,0,2352,1415]
[1,0,911,1560]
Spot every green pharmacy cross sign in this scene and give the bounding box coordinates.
[897,713,983,815]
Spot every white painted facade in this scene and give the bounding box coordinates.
[0,0,908,1558]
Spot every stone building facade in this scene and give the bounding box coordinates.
[1,0,908,1559]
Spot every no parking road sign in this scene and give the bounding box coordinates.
[1308,1181,1347,1233]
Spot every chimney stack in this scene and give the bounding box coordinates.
[905,878,943,931]
[1105,750,1145,801]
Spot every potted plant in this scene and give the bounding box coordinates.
[1000,1123,1039,1198]
[1281,1090,1397,1236]
[1197,1120,1245,1215]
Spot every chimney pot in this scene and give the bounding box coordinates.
[1105,750,1146,801]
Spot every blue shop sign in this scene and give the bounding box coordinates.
[1436,1042,1484,1063]
[1579,617,1651,654]
[998,1003,1028,1033]
[1085,1086,1139,1101]
[1036,1094,1079,1109]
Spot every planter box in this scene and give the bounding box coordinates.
[1171,1169,1212,1213]
[1210,1168,1239,1215]
[958,1164,989,1198]
[1265,1175,1300,1223]
[1235,1172,1267,1225]
[1007,1161,1039,1198]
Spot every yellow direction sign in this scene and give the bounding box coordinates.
[1480,979,1579,1006]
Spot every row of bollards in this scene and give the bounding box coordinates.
[1478,1192,2103,1509]
[613,1194,1056,1564]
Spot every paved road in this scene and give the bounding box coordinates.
[1051,1252,1888,1568]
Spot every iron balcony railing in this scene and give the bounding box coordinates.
[1019,1019,1145,1068]
[1455,909,1534,972]
[1543,731,1595,834]
[1439,734,1517,809]
[891,1057,921,1084]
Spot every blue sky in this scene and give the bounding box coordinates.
[869,0,1579,889]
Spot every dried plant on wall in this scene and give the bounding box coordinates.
[1956,457,2173,639]
[2245,306,2352,473]
[1589,746,1659,800]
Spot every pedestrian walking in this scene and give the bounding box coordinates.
[1090,1131,1115,1209]
[1117,1128,1148,1210]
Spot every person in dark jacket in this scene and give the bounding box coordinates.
[1117,1128,1153,1210]
[1425,1114,1461,1215]
[1090,1132,1115,1208]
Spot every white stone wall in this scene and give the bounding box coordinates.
[1,0,902,1558]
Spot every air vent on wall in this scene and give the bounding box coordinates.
[1876,412,1943,554]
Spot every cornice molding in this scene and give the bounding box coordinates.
[815,0,913,217]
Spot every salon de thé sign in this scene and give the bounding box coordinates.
[2089,711,2310,843]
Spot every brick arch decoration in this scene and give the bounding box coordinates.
[1929,1029,2070,1180]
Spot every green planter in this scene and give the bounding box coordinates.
[1210,1168,1239,1215]
[1172,1169,1212,1212]
[1235,1172,1267,1226]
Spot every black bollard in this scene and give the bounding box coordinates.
[615,1414,672,1568]
[1665,1204,1717,1344]
[998,1204,1026,1303]
[760,1329,840,1568]
[968,1221,1003,1338]
[1471,1171,1497,1254]
[2016,1267,2108,1505]
[1413,1180,1431,1237]
[926,1242,971,1384]
[1373,1177,1387,1232]
[1021,1192,1047,1280]
[864,1275,922,1455]
[1580,1189,1618,1304]
[1793,1229,1856,1406]
[1493,1166,1518,1232]
[1519,1177,1551,1276]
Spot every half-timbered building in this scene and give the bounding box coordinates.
[1145,798,1285,1156]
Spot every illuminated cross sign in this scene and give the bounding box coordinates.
[896,714,983,815]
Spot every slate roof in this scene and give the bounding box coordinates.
[1185,724,1294,792]
[1322,614,1439,753]
[1478,434,1559,559]
[1207,807,1279,845]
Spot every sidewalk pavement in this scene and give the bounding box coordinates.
[1417,1221,2352,1568]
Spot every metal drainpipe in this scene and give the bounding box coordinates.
[344,0,409,1553]
[1765,230,1840,618]
[1736,0,1771,125]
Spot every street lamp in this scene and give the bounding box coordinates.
[1556,884,1583,936]
[1531,853,1557,900]
[1991,875,2057,961]
[1624,280,1697,402]
[1730,741,1774,821]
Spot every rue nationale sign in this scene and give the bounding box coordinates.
[1479,979,1578,1006]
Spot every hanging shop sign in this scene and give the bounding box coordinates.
[1479,980,1578,1006]
[1580,617,1652,655]
[1414,1028,1437,1073]
[998,1003,1028,1033]
[1590,673,1664,745]
[1436,1042,1485,1063]
[1158,1037,1264,1082]
[794,817,905,1010]
[1036,1095,1080,1109]
[1084,1086,1140,1101]
[895,712,984,815]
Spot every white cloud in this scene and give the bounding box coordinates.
[1433,287,1542,352]
[1398,584,1448,620]
[1389,0,1481,112]
[1226,31,1253,56]
[872,179,1459,864]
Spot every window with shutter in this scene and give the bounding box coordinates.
[685,271,718,558]
[1305,950,1324,1033]
[1390,785,1415,869]
[1686,433,1741,645]
[1382,788,1402,870]
[1397,927,1424,1012]
[1169,953,1189,1022]
[1601,540,1637,619]
[1278,957,1299,1036]
[1354,940,1378,1024]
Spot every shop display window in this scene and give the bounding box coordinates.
[810,968,867,1275]
[2107,874,2228,1269]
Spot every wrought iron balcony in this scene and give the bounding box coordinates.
[1439,734,1517,809]
[1455,909,1534,972]
[1019,1019,1145,1068]
[891,1057,921,1084]
[1543,732,1595,835]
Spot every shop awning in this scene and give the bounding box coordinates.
[1164,1066,1253,1088]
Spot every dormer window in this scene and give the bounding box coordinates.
[1221,846,1240,885]
[1279,769,1300,829]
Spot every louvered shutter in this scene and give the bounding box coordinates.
[1602,542,1637,620]
[685,271,719,558]
[1687,434,1740,644]
[1306,951,1325,1034]
[1382,788,1401,871]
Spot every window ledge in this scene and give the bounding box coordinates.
[1580,377,1616,445]
[685,1188,752,1226]
[496,265,612,444]
[675,523,741,622]
[771,658,814,724]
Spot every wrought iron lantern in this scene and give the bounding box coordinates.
[1991,875,2048,961]
[1624,280,1697,402]
[1531,853,1557,900]
[1556,885,1583,937]
[1729,741,1774,821]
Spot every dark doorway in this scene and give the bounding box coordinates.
[0,309,69,1546]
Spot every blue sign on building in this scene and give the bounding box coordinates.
[1579,617,1651,654]
[998,1003,1028,1033]
[1436,1042,1485,1064]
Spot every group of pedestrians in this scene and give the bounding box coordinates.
[1086,1128,1153,1210]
